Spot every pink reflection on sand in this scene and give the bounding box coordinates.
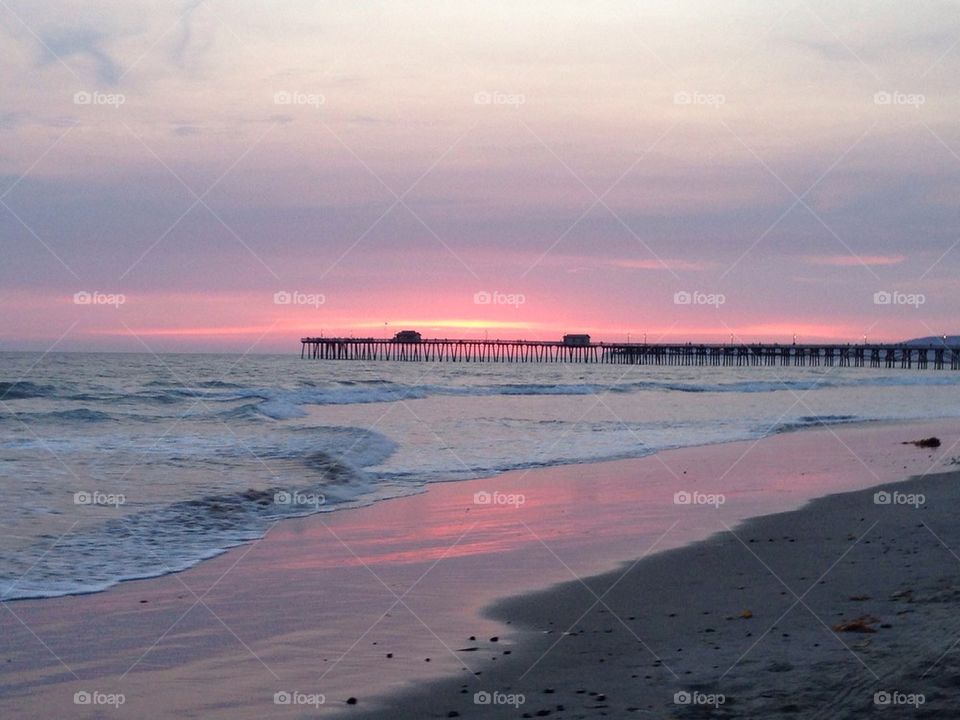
[0,420,955,719]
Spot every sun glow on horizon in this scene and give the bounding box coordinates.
[2,1,960,352]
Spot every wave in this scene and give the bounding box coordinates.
[0,381,57,400]
[39,408,115,423]
[0,402,944,601]
[144,379,245,390]
[231,374,960,416]
[15,371,960,417]
[0,427,398,601]
[0,407,153,425]
[772,414,863,433]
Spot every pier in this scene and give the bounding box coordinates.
[300,336,960,369]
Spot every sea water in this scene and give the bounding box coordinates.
[2,351,959,600]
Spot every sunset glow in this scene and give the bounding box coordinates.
[3,1,959,351]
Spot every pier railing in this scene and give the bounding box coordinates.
[300,338,960,369]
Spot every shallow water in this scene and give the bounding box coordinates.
[2,351,959,599]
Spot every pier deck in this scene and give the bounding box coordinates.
[300,338,960,369]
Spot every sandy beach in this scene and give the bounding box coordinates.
[362,442,960,718]
[2,419,958,719]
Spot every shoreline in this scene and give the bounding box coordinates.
[1,419,957,718]
[361,467,960,719]
[4,415,940,605]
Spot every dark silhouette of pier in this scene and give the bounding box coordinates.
[300,336,960,369]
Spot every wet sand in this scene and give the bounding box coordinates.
[1,420,957,718]
[362,462,960,718]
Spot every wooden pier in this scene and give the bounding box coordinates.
[301,337,960,370]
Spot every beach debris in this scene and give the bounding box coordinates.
[346,697,357,705]
[833,615,880,633]
[738,609,753,619]
[848,595,871,601]
[903,437,941,448]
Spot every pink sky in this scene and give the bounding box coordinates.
[2,1,959,351]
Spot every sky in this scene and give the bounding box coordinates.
[2,0,959,352]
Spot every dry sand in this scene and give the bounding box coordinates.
[1,420,958,719]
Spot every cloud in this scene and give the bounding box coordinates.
[0,112,27,130]
[540,254,717,273]
[38,28,120,85]
[170,0,211,67]
[607,258,717,272]
[805,254,906,267]
[789,29,960,65]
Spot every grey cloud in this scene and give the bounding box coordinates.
[0,112,27,130]
[789,30,960,65]
[38,28,120,85]
[170,0,210,66]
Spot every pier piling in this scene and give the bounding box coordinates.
[299,338,957,370]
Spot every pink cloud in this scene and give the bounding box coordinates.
[551,256,716,272]
[805,254,906,267]
[606,258,717,271]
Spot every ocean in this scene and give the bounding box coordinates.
[2,351,960,601]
